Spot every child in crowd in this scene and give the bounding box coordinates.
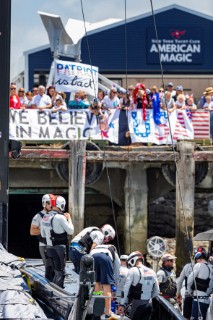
[51,96,67,112]
[25,91,34,108]
[203,95,213,110]
[175,94,186,110]
[90,98,109,138]
[185,96,197,111]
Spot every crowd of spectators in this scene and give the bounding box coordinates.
[9,82,213,115]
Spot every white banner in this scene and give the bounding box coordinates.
[9,109,196,145]
[128,109,194,144]
[54,59,99,96]
[9,109,119,144]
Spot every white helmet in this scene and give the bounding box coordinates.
[128,251,144,267]
[42,194,52,208]
[55,196,66,212]
[101,224,115,243]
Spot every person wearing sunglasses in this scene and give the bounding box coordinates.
[157,253,177,301]
[18,87,28,109]
[10,83,21,109]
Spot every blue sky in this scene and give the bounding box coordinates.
[11,0,213,76]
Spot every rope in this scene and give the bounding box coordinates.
[149,0,203,318]
[80,0,121,256]
[121,0,132,253]
[79,0,98,98]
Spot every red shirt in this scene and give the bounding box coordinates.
[10,94,21,109]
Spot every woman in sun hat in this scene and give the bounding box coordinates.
[199,87,213,108]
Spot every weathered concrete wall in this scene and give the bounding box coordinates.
[149,191,213,238]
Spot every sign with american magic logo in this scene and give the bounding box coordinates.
[147,27,202,64]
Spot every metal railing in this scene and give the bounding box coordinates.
[153,295,186,320]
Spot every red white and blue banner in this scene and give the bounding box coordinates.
[9,109,210,144]
[54,59,99,96]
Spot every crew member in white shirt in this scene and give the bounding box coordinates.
[30,194,55,281]
[187,248,213,320]
[41,195,74,288]
[69,224,115,274]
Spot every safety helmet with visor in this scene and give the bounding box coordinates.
[55,196,66,212]
[42,194,54,208]
[101,224,115,243]
[194,246,207,260]
[128,251,144,267]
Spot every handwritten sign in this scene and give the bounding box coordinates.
[54,59,99,96]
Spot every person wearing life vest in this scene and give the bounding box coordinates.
[69,224,115,274]
[187,247,213,320]
[157,253,177,301]
[177,248,201,319]
[90,244,120,320]
[118,251,159,320]
[41,195,74,288]
[30,194,54,280]
[116,255,129,308]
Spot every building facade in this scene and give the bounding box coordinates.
[24,5,213,99]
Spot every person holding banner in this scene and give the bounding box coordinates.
[31,85,52,110]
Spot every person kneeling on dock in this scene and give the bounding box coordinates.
[69,224,115,274]
[41,195,74,288]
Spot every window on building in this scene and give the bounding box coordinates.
[33,70,49,87]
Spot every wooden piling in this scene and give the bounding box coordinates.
[68,140,86,235]
[175,141,195,275]
[124,164,148,253]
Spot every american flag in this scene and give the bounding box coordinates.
[191,110,210,139]
[173,111,189,140]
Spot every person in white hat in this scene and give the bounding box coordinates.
[156,253,177,300]
[116,255,129,307]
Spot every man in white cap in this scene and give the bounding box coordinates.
[157,253,177,300]
[116,255,129,307]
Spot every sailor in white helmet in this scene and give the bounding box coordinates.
[117,255,129,307]
[30,194,55,280]
[41,195,74,288]
[69,224,115,274]
[118,251,159,320]
[90,243,120,320]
